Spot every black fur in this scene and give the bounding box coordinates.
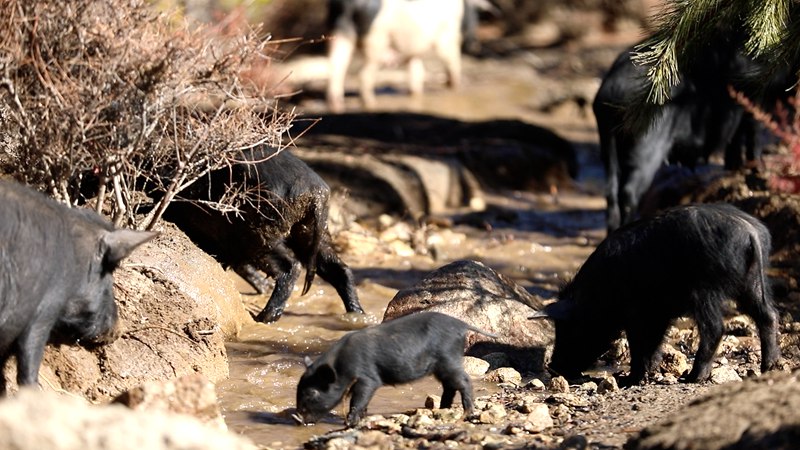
[540,203,780,384]
[164,147,364,323]
[296,311,494,426]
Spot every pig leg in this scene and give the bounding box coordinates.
[316,242,364,314]
[327,32,356,113]
[254,241,301,323]
[14,319,54,387]
[435,366,474,416]
[345,378,379,427]
[686,293,725,382]
[236,263,272,295]
[434,33,461,89]
[625,319,669,384]
[408,57,425,98]
[737,287,781,373]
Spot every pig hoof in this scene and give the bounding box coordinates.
[255,311,281,323]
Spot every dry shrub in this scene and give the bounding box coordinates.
[729,82,800,194]
[0,0,294,229]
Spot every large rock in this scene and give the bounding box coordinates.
[383,260,553,372]
[0,389,255,450]
[625,370,800,450]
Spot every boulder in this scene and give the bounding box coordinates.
[383,260,553,372]
[0,389,255,450]
[625,370,800,450]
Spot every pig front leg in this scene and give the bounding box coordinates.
[686,293,725,382]
[255,242,301,323]
[345,379,379,427]
[15,318,54,387]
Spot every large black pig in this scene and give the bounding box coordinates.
[164,147,364,323]
[294,311,494,426]
[594,37,761,233]
[533,204,780,384]
[0,180,155,393]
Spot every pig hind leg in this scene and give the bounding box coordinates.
[435,364,474,416]
[254,240,301,323]
[315,239,364,314]
[736,278,781,373]
[686,291,725,382]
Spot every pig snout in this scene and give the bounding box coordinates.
[79,319,122,348]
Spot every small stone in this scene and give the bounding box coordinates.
[357,430,392,448]
[516,396,539,414]
[484,367,522,386]
[478,404,507,424]
[463,356,491,376]
[597,376,618,394]
[505,424,525,435]
[408,412,436,428]
[551,404,571,421]
[548,376,570,393]
[432,408,461,422]
[524,403,554,433]
[424,395,441,409]
[658,373,679,385]
[660,344,690,377]
[710,366,743,384]
[577,381,597,394]
[525,378,546,391]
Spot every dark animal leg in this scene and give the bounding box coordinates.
[14,322,51,387]
[737,287,781,373]
[346,379,379,427]
[625,320,669,385]
[687,294,724,382]
[236,263,272,295]
[254,241,301,323]
[316,241,364,314]
[436,366,474,416]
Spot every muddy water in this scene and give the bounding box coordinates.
[216,53,609,448]
[216,191,606,448]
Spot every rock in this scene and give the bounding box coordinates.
[710,366,743,384]
[597,376,619,394]
[577,382,598,395]
[484,367,522,386]
[424,395,441,409]
[548,376,570,393]
[524,403,554,433]
[660,344,690,378]
[113,373,225,430]
[626,371,800,450]
[526,378,547,391]
[0,389,254,450]
[478,404,507,424]
[463,356,491,376]
[383,260,553,372]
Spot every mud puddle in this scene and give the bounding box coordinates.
[215,188,606,448]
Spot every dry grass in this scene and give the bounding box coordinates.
[0,0,295,229]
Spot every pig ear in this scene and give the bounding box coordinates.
[314,363,337,386]
[304,356,313,367]
[529,300,576,321]
[102,229,159,267]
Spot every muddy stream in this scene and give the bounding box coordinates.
[215,46,617,448]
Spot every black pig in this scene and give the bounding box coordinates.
[0,180,155,393]
[295,311,494,426]
[164,147,364,323]
[595,37,759,232]
[533,204,780,384]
